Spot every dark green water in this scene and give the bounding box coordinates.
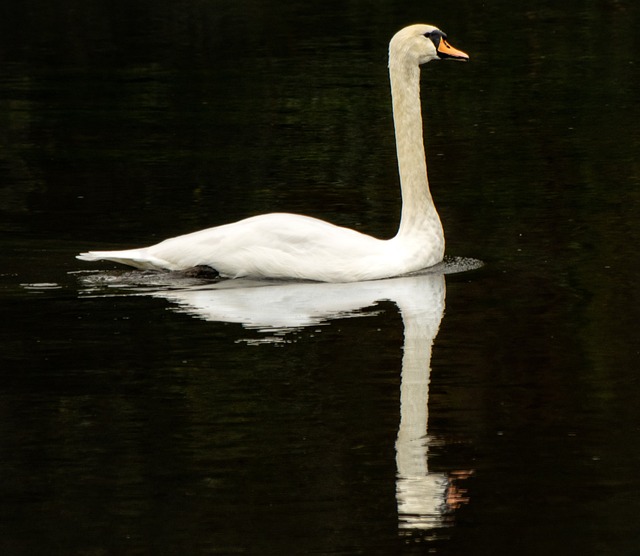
[1,1,640,554]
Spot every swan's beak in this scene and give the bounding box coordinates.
[437,39,469,61]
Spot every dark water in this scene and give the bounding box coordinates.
[2,1,640,554]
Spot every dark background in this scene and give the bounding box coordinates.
[1,1,639,554]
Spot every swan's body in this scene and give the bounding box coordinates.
[77,24,468,282]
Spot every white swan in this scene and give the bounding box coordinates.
[77,24,468,282]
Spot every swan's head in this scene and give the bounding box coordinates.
[389,24,469,67]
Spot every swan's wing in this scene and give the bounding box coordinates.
[77,213,405,281]
[145,213,390,281]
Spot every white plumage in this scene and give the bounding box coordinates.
[77,24,469,283]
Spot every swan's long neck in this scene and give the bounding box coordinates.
[389,58,442,240]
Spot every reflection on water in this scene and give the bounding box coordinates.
[393,276,471,530]
[78,258,480,531]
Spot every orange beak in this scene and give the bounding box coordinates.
[437,38,469,61]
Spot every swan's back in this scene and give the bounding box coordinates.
[142,213,421,282]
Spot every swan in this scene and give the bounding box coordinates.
[77,24,469,282]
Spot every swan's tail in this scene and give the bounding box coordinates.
[76,249,169,270]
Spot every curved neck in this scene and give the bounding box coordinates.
[389,59,441,238]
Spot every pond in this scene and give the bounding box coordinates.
[1,1,640,554]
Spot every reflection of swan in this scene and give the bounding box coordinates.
[395,281,451,529]
[77,24,468,282]
[153,273,435,334]
[146,268,473,527]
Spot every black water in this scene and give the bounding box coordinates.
[2,1,640,554]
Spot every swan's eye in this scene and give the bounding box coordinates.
[425,30,447,49]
